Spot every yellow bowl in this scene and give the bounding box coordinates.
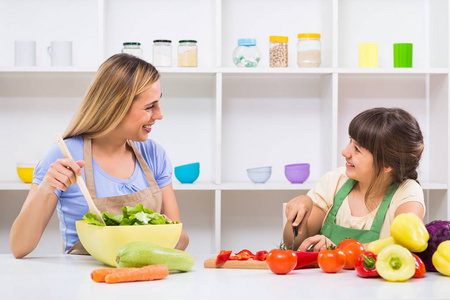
[17,164,35,183]
[76,220,182,267]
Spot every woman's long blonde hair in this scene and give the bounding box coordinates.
[63,53,160,139]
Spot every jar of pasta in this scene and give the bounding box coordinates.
[297,33,321,68]
[269,36,288,67]
[122,42,143,58]
[178,40,197,67]
[232,39,261,67]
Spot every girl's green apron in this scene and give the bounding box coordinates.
[67,136,163,254]
[320,179,398,245]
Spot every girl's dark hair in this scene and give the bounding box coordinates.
[349,107,424,201]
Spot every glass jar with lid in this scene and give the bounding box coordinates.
[153,40,172,67]
[178,40,197,67]
[269,36,288,67]
[122,42,143,58]
[297,33,321,68]
[232,39,261,67]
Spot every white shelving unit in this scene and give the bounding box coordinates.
[0,0,449,255]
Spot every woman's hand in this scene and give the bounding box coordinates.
[40,159,85,194]
[299,234,335,252]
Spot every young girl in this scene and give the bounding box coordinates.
[283,107,425,252]
[10,54,189,258]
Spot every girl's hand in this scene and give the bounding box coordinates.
[40,159,85,193]
[299,234,335,252]
[285,195,314,230]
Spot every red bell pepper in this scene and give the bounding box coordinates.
[355,251,379,278]
[294,251,319,269]
[215,250,232,265]
[412,253,426,278]
[229,249,255,260]
[255,250,268,261]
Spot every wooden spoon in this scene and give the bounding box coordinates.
[55,133,105,225]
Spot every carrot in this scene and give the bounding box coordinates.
[104,264,169,284]
[91,268,136,282]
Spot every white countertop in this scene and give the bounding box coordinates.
[1,253,449,300]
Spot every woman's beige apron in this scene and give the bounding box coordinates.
[68,136,163,254]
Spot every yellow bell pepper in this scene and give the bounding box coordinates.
[432,240,450,276]
[390,213,429,252]
[376,244,415,282]
[367,236,396,255]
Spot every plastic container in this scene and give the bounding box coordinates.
[17,162,35,183]
[269,36,288,67]
[178,40,197,67]
[233,39,261,67]
[153,40,172,67]
[284,163,310,183]
[297,33,321,68]
[122,42,143,58]
[247,166,272,184]
[174,162,200,183]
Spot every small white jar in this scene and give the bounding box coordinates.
[122,42,143,58]
[297,33,321,68]
[153,40,172,67]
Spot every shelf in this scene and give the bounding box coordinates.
[1,66,447,75]
[2,181,447,192]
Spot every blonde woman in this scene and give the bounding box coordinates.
[10,54,189,258]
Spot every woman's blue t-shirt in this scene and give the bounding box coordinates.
[33,135,173,253]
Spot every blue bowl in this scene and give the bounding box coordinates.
[174,162,200,184]
[247,166,272,184]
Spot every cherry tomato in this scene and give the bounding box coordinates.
[318,246,346,273]
[337,238,365,270]
[266,249,297,275]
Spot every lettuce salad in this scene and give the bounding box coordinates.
[83,203,179,226]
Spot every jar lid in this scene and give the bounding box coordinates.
[269,36,288,43]
[153,39,172,43]
[179,40,197,43]
[238,39,256,46]
[123,42,141,46]
[298,33,321,39]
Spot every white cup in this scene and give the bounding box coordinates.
[15,41,36,66]
[47,41,72,66]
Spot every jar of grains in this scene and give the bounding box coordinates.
[122,42,143,58]
[297,33,321,68]
[153,40,172,67]
[178,40,197,67]
[232,39,261,67]
[269,36,288,67]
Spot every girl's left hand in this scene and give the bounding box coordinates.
[299,234,335,252]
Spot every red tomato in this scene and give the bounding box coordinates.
[317,247,346,273]
[412,253,426,278]
[266,249,297,275]
[337,238,365,270]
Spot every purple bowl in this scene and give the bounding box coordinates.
[284,163,310,183]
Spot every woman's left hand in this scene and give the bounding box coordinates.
[299,234,335,252]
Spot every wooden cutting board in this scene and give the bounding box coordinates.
[204,256,268,269]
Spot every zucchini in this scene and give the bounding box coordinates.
[116,241,195,271]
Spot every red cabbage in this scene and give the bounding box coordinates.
[415,220,450,271]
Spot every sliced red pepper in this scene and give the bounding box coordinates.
[412,253,426,278]
[355,251,379,278]
[215,250,232,265]
[255,250,268,261]
[294,251,319,269]
[235,249,255,258]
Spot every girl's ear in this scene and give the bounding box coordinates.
[384,165,392,173]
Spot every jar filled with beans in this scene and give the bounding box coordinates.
[269,36,288,67]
